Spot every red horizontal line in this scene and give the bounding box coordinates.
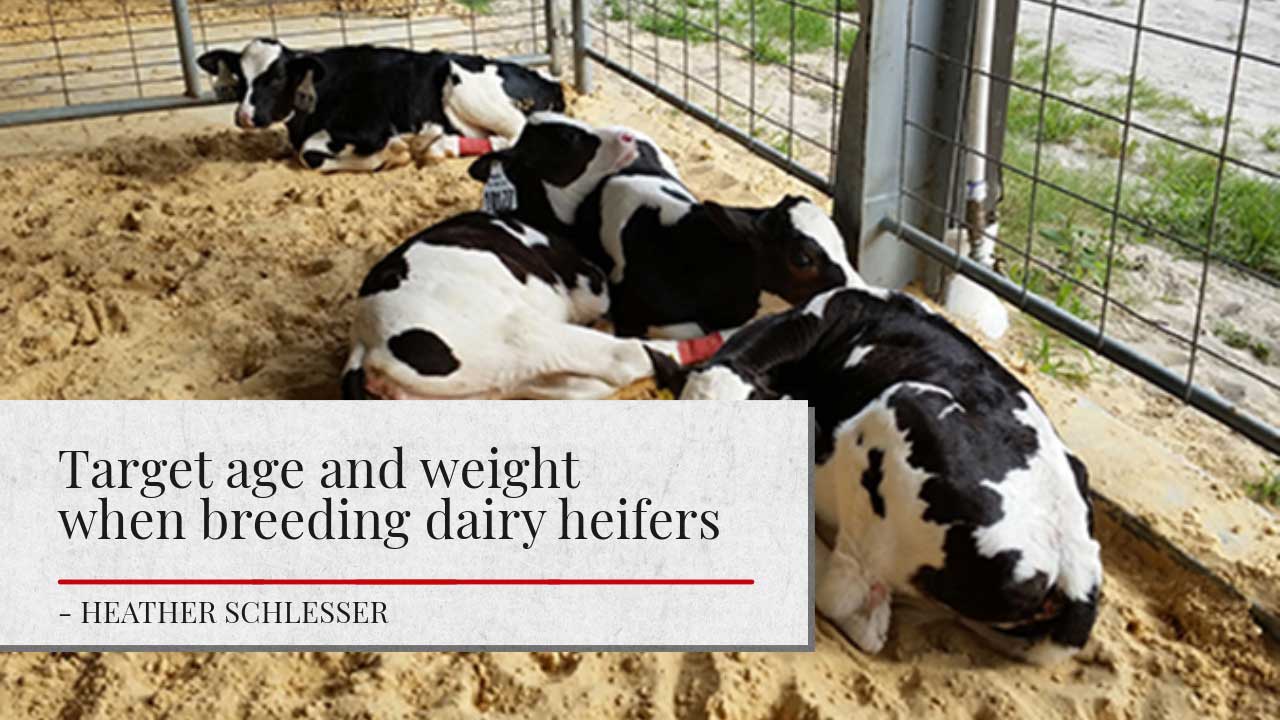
[58,578,754,586]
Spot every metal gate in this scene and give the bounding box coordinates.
[0,0,558,128]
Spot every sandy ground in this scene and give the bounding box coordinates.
[1,75,1279,718]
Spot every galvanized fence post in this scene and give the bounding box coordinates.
[544,0,562,76]
[571,0,592,93]
[170,0,203,98]
[832,0,975,291]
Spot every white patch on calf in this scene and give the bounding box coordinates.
[648,322,703,340]
[844,345,875,369]
[237,39,283,121]
[444,62,528,139]
[788,200,859,284]
[599,175,695,283]
[802,287,843,318]
[680,366,755,400]
[494,217,548,247]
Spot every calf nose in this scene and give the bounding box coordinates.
[235,108,253,128]
[619,132,635,144]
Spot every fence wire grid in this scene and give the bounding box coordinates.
[884,0,1279,452]
[0,0,555,125]
[582,0,861,192]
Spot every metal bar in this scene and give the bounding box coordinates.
[584,47,831,193]
[572,0,592,93]
[1185,0,1252,399]
[544,0,561,76]
[170,0,201,98]
[1095,0,1148,347]
[0,95,221,130]
[883,216,1280,455]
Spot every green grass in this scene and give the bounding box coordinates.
[1257,126,1280,153]
[1245,464,1280,506]
[454,0,493,13]
[1128,145,1280,278]
[1212,321,1272,363]
[636,6,714,42]
[616,0,858,65]
[1003,39,1280,287]
[1026,325,1097,386]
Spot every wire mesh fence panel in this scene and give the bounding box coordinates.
[0,0,552,124]
[582,0,862,193]
[890,0,1278,452]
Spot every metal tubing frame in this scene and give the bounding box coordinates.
[171,0,202,98]
[544,0,562,76]
[571,0,592,93]
[0,2,552,127]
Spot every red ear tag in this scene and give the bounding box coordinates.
[676,332,725,365]
[458,137,493,156]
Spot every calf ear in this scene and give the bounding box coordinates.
[468,150,510,181]
[287,56,326,84]
[287,57,326,113]
[703,201,761,241]
[196,49,239,76]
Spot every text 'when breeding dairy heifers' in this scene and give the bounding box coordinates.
[469,114,855,339]
[342,212,673,400]
[656,287,1102,664]
[197,39,563,172]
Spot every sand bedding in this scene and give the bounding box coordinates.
[0,9,1277,712]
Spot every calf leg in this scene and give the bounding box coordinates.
[817,535,891,653]
[299,131,409,173]
[442,77,527,140]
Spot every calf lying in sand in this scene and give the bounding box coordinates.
[470,114,855,338]
[341,212,672,400]
[656,286,1103,664]
[197,39,563,172]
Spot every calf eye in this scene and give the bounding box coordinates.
[791,250,814,268]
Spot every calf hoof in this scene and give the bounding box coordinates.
[424,136,460,163]
[300,150,329,170]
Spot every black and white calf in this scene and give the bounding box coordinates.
[657,287,1103,664]
[342,212,672,400]
[196,39,564,172]
[467,113,678,237]
[469,114,855,339]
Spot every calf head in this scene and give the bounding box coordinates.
[197,39,324,129]
[468,113,644,228]
[705,196,859,305]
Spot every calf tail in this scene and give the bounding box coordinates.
[340,344,371,400]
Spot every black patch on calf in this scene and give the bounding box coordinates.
[912,527,1051,624]
[301,150,329,169]
[604,201,765,337]
[341,367,370,399]
[359,250,410,297]
[660,185,695,203]
[989,583,1099,650]
[388,329,460,377]
[1067,452,1094,533]
[358,212,602,308]
[860,448,887,518]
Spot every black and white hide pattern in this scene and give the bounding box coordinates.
[659,287,1103,665]
[196,39,564,172]
[580,186,857,338]
[470,115,854,339]
[468,113,678,237]
[342,212,670,400]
